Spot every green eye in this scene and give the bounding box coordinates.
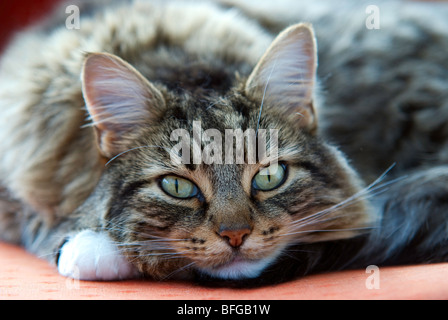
[252,164,286,191]
[161,176,198,199]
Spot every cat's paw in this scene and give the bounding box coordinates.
[57,230,139,281]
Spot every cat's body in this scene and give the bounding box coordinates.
[1,0,448,285]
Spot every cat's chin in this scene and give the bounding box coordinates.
[198,255,278,280]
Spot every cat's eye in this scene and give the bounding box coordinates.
[160,176,199,199]
[252,163,286,191]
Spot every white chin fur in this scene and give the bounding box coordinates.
[58,230,139,281]
[200,255,278,280]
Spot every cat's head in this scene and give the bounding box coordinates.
[81,24,373,280]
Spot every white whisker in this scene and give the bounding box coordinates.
[282,226,376,238]
[290,164,402,228]
[282,164,406,242]
[105,145,171,166]
[256,57,278,136]
[161,261,196,280]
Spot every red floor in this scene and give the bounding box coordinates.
[1,0,448,300]
[1,242,448,300]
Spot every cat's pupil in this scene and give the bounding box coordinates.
[252,164,286,191]
[161,176,198,199]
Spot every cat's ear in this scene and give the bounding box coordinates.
[245,23,318,132]
[82,52,165,158]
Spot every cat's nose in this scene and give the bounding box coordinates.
[218,226,252,248]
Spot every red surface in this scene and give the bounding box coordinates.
[1,0,448,300]
[1,242,448,300]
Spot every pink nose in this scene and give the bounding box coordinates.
[219,227,251,248]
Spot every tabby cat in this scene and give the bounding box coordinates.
[1,0,448,285]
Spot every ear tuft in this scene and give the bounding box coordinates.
[245,23,318,131]
[82,52,165,158]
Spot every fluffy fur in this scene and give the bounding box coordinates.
[1,0,448,286]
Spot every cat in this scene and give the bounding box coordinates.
[1,0,448,286]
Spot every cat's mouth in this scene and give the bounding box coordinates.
[197,254,279,280]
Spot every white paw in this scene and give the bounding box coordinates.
[58,230,139,281]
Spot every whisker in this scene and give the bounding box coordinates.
[279,165,405,243]
[105,145,171,166]
[116,245,176,251]
[161,261,196,280]
[289,183,389,229]
[281,226,376,238]
[256,57,278,136]
[123,251,190,258]
[290,164,403,228]
[113,237,188,245]
[104,224,189,243]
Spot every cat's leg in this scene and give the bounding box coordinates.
[57,230,140,281]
